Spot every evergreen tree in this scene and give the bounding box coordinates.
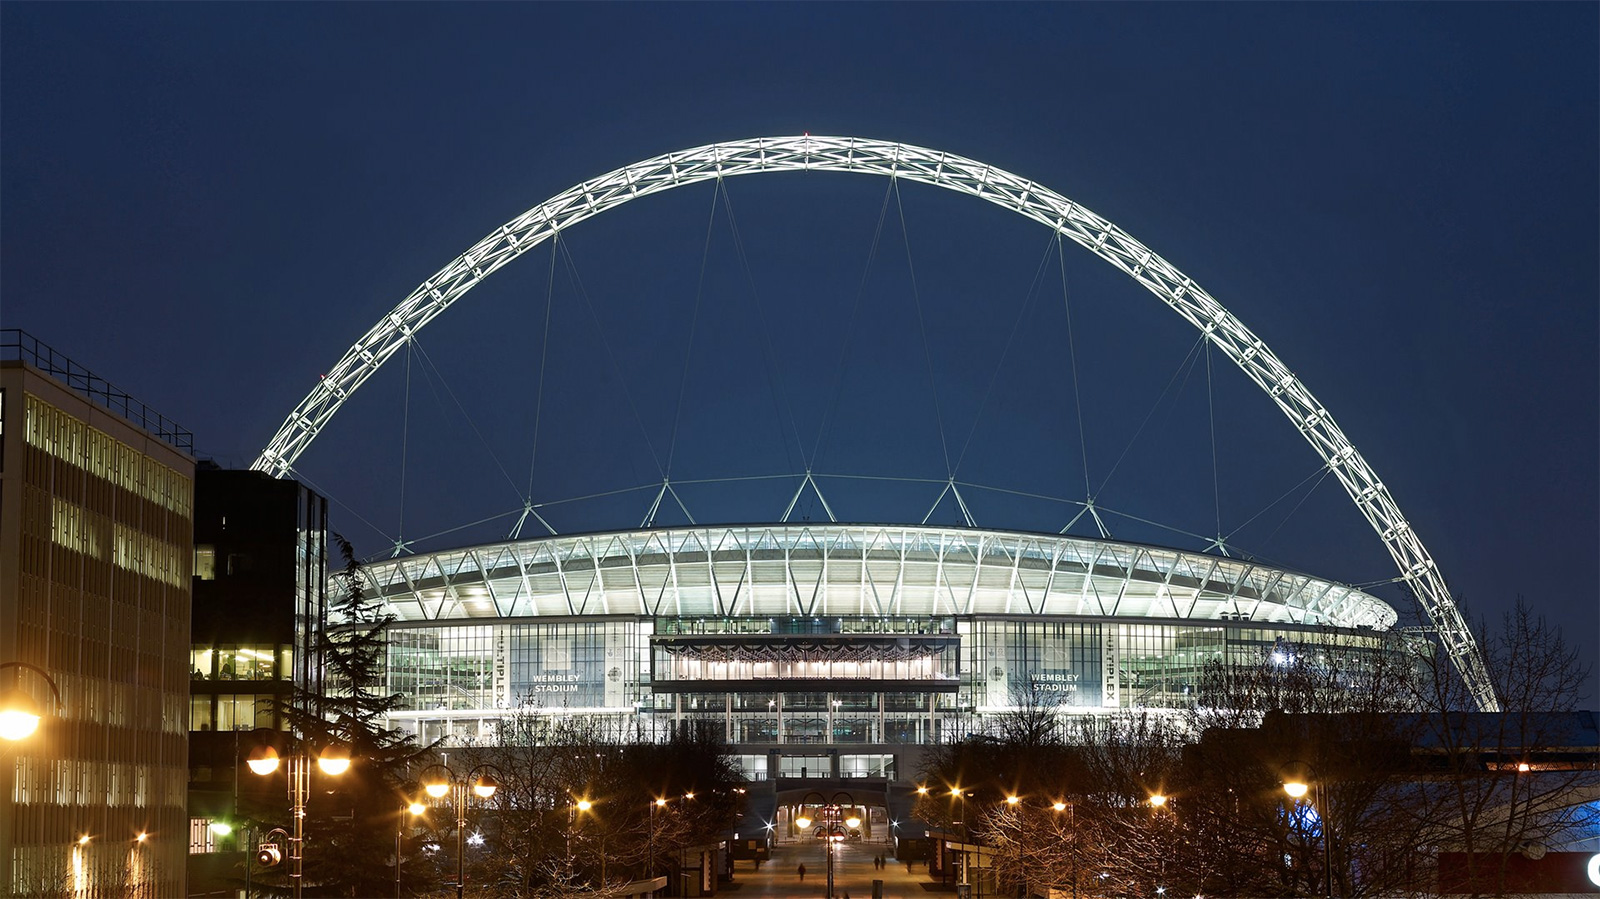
[260,534,433,897]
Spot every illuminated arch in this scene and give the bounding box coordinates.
[251,136,1497,710]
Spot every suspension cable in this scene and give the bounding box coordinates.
[892,178,953,477]
[1254,465,1337,554]
[810,178,895,469]
[525,238,559,498]
[1223,460,1335,544]
[716,177,808,474]
[408,337,526,505]
[1094,331,1208,496]
[664,181,723,479]
[555,233,667,479]
[1057,234,1093,500]
[1206,340,1222,543]
[397,338,413,550]
[282,463,397,552]
[951,232,1058,474]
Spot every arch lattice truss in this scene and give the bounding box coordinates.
[252,135,1497,711]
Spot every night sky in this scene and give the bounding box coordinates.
[3,4,1595,701]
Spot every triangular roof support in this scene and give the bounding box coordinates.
[780,472,838,523]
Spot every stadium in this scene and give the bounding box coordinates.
[253,136,1495,826]
[360,523,1404,778]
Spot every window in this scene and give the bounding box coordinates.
[194,545,215,580]
[216,646,276,680]
[216,695,275,731]
[189,818,216,854]
[190,697,213,732]
[192,647,214,679]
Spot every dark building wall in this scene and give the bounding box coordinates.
[191,467,319,648]
[186,467,328,889]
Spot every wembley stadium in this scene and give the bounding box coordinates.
[356,523,1405,782]
[258,136,1496,823]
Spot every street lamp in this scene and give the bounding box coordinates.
[950,786,969,840]
[649,796,684,883]
[0,661,63,741]
[418,764,501,899]
[1282,764,1333,899]
[795,790,858,899]
[396,799,425,899]
[247,738,353,899]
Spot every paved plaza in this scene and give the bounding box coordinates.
[722,839,946,898]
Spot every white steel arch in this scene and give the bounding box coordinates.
[251,135,1497,711]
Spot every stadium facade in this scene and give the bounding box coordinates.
[357,523,1409,785]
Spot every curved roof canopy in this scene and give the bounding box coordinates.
[356,524,1396,630]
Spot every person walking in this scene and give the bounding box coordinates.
[798,862,806,882]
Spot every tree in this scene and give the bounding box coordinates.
[441,714,746,898]
[259,534,433,898]
[1400,598,1598,897]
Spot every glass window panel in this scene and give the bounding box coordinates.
[190,697,213,732]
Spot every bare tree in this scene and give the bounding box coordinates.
[1400,598,1598,897]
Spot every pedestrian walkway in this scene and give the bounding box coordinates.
[726,840,945,899]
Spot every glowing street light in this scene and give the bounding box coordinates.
[248,737,353,899]
[1282,764,1332,899]
[416,763,501,899]
[396,798,426,898]
[0,661,63,742]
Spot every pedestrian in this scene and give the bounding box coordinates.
[798,863,806,882]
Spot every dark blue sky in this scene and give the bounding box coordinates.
[4,3,1595,699]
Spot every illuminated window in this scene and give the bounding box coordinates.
[191,697,214,731]
[194,546,215,580]
[189,818,216,854]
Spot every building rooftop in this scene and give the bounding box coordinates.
[1,328,192,452]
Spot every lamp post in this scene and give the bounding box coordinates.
[795,790,858,899]
[649,797,669,883]
[247,738,352,899]
[418,764,501,899]
[0,660,63,741]
[947,785,969,890]
[1282,765,1333,899]
[566,796,594,882]
[1051,801,1077,899]
[950,787,968,841]
[396,799,425,899]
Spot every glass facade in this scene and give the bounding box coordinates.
[1,378,192,899]
[364,527,1412,796]
[380,612,1405,760]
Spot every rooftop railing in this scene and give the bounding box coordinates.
[1,329,193,453]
